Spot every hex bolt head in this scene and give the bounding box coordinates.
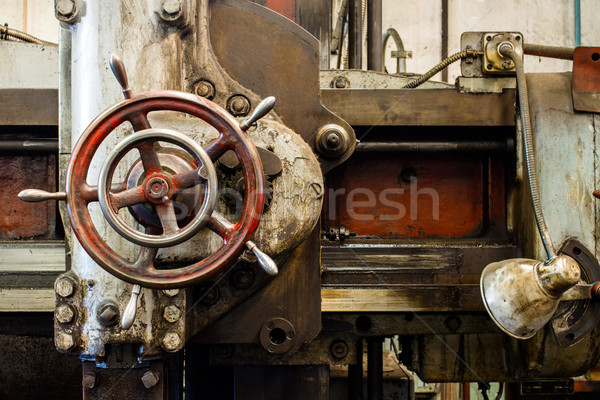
[55,277,75,298]
[56,333,74,351]
[141,370,160,389]
[330,339,349,359]
[56,304,75,324]
[163,305,182,323]
[162,289,180,297]
[161,0,181,15]
[227,95,251,116]
[194,80,215,99]
[82,373,97,389]
[161,332,181,352]
[55,0,75,17]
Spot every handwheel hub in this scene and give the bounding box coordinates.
[145,175,172,202]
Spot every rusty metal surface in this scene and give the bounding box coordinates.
[0,154,57,239]
[193,228,321,354]
[572,47,600,112]
[321,88,516,126]
[210,0,355,172]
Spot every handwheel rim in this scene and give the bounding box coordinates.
[97,128,218,248]
[65,91,265,289]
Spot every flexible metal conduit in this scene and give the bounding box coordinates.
[0,25,56,46]
[403,50,483,89]
[500,43,556,260]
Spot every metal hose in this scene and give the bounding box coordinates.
[0,24,56,46]
[500,44,556,260]
[402,50,483,89]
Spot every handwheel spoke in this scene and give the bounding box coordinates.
[133,246,158,271]
[155,200,180,235]
[82,182,127,203]
[110,185,147,210]
[171,169,203,193]
[137,141,163,175]
[207,212,235,241]
[205,136,232,162]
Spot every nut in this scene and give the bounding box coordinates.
[227,95,250,116]
[82,373,97,389]
[56,333,74,351]
[97,302,119,326]
[315,124,350,158]
[161,332,181,352]
[55,0,75,17]
[330,339,349,359]
[163,305,182,323]
[194,80,215,99]
[162,289,180,297]
[55,277,75,298]
[56,304,75,324]
[330,76,350,89]
[141,370,160,389]
[161,0,181,15]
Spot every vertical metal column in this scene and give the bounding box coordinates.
[348,0,362,69]
[366,0,382,71]
[348,339,364,400]
[367,337,383,400]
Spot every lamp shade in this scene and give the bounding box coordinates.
[480,255,581,339]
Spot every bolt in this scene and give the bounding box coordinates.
[55,277,75,298]
[163,305,182,323]
[97,302,119,326]
[325,132,340,148]
[194,80,215,99]
[55,0,75,17]
[331,76,349,89]
[56,304,75,324]
[197,285,219,306]
[141,370,160,389]
[214,344,233,359]
[330,339,349,359]
[227,95,250,116]
[231,267,254,290]
[161,0,181,15]
[82,373,97,389]
[502,60,514,70]
[56,333,74,351]
[161,332,181,352]
[162,289,180,297]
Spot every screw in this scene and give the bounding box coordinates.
[231,267,254,290]
[141,370,160,389]
[161,0,181,15]
[486,35,492,41]
[227,95,250,116]
[487,63,494,70]
[161,332,181,352]
[97,302,119,326]
[162,289,180,297]
[163,305,182,323]
[56,333,74,351]
[82,373,97,389]
[502,60,514,70]
[330,339,349,359]
[55,277,75,298]
[56,304,75,324]
[194,80,215,99]
[55,0,75,17]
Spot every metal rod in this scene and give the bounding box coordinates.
[367,337,383,400]
[348,339,363,400]
[441,0,449,81]
[366,0,382,71]
[523,43,574,60]
[575,0,581,47]
[356,140,511,153]
[348,0,362,69]
[0,139,58,153]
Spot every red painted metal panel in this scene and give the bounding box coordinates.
[265,0,296,21]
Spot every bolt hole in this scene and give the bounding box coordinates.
[573,247,582,255]
[515,35,521,41]
[566,333,575,341]
[269,327,287,345]
[355,315,372,332]
[592,53,600,62]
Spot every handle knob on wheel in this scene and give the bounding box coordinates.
[18,189,66,202]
